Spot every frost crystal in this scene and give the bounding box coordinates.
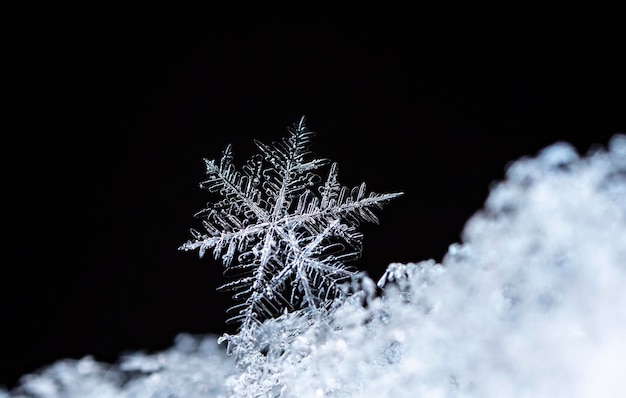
[179,117,402,351]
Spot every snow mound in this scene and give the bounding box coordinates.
[4,134,625,397]
[264,134,626,397]
[4,334,236,398]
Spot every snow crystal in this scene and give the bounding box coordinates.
[179,117,401,348]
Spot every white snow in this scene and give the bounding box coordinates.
[4,134,625,397]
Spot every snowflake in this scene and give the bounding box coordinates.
[179,117,402,351]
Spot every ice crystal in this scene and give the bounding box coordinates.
[179,117,402,352]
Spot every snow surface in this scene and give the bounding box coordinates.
[4,134,625,397]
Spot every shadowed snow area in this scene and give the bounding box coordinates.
[4,134,625,397]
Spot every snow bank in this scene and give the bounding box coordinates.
[4,334,236,398]
[276,134,626,398]
[5,134,625,397]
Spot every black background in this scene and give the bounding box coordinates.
[4,1,625,390]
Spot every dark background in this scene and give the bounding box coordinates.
[4,1,625,390]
